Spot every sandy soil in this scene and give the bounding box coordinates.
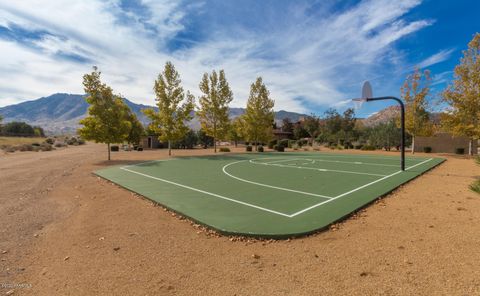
[1,144,479,295]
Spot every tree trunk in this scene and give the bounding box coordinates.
[469,139,473,156]
[411,136,415,154]
[168,140,171,156]
[214,136,217,153]
[107,143,111,161]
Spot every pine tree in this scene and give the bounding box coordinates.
[143,62,195,156]
[242,77,275,150]
[401,67,433,154]
[442,33,480,155]
[78,67,130,160]
[197,70,233,152]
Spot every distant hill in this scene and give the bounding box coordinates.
[0,93,307,134]
[360,105,441,127]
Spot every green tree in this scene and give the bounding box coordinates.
[143,62,195,156]
[341,108,356,146]
[197,70,233,152]
[124,108,144,148]
[197,129,214,148]
[401,67,433,154]
[228,117,243,147]
[303,114,320,145]
[281,118,294,134]
[442,33,480,155]
[78,67,130,160]
[241,77,275,150]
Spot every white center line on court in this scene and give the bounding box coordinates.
[119,166,292,217]
[287,158,433,217]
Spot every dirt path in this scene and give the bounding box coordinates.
[1,144,479,295]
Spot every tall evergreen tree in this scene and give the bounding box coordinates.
[242,77,275,150]
[197,70,233,152]
[143,62,195,156]
[78,67,130,160]
[442,33,480,155]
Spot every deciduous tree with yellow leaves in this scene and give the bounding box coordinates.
[442,33,480,155]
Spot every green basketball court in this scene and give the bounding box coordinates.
[95,152,444,238]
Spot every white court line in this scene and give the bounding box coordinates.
[119,166,292,217]
[118,157,433,218]
[288,158,433,217]
[222,160,334,199]
[251,157,405,168]
[249,159,387,177]
[263,158,302,165]
[306,153,428,162]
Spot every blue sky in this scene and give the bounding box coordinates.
[0,0,478,117]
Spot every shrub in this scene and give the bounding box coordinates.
[45,138,55,145]
[77,138,86,145]
[470,180,480,194]
[40,143,53,151]
[219,147,230,152]
[354,144,363,150]
[455,148,465,155]
[245,142,250,145]
[274,145,285,152]
[5,146,16,153]
[279,139,289,148]
[423,146,432,153]
[111,145,120,152]
[268,139,277,149]
[54,141,66,148]
[19,144,33,151]
[258,146,264,152]
[246,145,252,152]
[31,142,41,147]
[361,145,376,151]
[137,147,143,151]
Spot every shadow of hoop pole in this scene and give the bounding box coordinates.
[352,81,406,171]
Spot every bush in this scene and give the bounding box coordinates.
[455,148,465,155]
[361,145,376,151]
[470,179,480,194]
[111,145,120,152]
[78,138,86,145]
[54,141,66,148]
[137,147,143,151]
[258,146,264,152]
[279,139,289,148]
[423,146,432,153]
[19,144,33,151]
[45,138,55,145]
[40,143,53,151]
[219,147,230,152]
[354,144,363,150]
[245,142,250,145]
[4,146,16,153]
[246,145,252,152]
[274,145,285,152]
[267,139,277,149]
[31,142,41,147]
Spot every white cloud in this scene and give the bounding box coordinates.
[0,0,432,112]
[417,49,455,69]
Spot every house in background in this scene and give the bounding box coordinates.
[141,135,162,149]
[414,133,478,154]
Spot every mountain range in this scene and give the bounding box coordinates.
[0,93,308,134]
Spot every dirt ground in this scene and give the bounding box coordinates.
[1,143,479,296]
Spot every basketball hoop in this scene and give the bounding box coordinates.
[352,81,372,110]
[350,80,406,171]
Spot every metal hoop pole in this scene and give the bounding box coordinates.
[366,97,405,171]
